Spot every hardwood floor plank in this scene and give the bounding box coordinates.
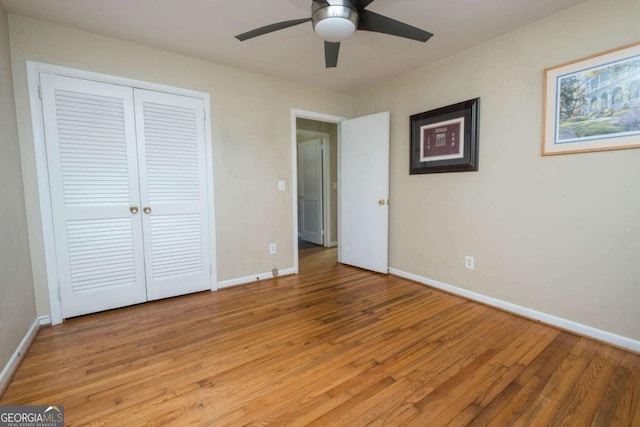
[509,337,593,425]
[610,362,640,426]
[1,247,638,426]
[551,345,617,425]
[482,333,580,425]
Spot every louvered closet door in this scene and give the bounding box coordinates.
[40,74,147,318]
[134,89,211,300]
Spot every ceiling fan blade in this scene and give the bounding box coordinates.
[358,10,433,42]
[355,0,376,10]
[235,18,311,41]
[325,41,340,68]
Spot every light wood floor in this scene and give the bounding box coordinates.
[2,247,639,426]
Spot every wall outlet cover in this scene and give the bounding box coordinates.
[465,256,475,269]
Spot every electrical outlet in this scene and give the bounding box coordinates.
[269,243,277,255]
[278,180,285,191]
[465,256,475,270]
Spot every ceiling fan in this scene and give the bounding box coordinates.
[235,0,433,68]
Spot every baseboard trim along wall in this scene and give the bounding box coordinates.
[218,268,296,289]
[389,268,640,354]
[0,318,40,397]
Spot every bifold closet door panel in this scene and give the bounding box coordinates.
[133,89,211,300]
[40,73,148,318]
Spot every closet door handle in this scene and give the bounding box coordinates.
[130,206,139,214]
[143,207,152,214]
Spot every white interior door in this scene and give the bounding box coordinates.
[40,73,148,318]
[298,138,324,245]
[339,112,390,273]
[134,89,211,300]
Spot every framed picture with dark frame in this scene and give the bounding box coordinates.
[409,98,480,174]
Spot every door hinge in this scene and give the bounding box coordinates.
[38,85,42,100]
[57,287,61,301]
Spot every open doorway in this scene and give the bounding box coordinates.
[292,110,344,272]
[292,109,391,275]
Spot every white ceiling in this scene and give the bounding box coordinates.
[0,0,589,93]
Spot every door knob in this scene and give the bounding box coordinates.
[143,207,152,214]
[130,206,139,214]
[378,199,387,206]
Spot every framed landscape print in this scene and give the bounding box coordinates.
[542,41,640,155]
[410,98,480,174]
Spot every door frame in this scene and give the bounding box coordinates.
[296,130,331,247]
[27,61,218,325]
[291,109,346,274]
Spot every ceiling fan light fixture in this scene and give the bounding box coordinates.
[314,17,356,42]
[312,1,359,43]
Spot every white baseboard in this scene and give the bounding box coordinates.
[327,241,338,248]
[389,268,640,354]
[38,316,51,326]
[218,267,296,289]
[0,318,40,397]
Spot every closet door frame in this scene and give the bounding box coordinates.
[27,61,218,325]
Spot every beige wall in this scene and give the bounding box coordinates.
[296,119,338,244]
[353,0,640,340]
[0,5,36,375]
[8,14,352,317]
